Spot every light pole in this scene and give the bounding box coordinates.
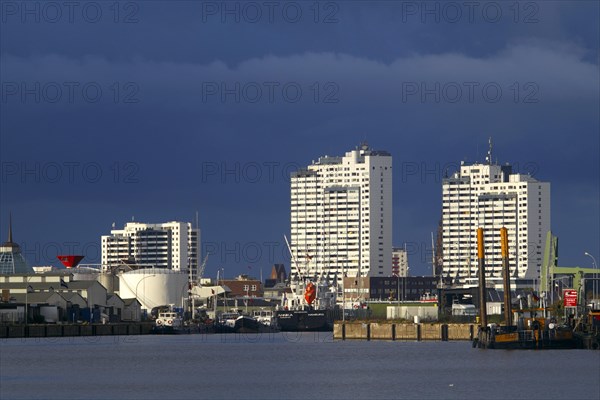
[584,252,598,300]
[178,281,190,314]
[342,261,345,323]
[24,276,33,325]
[220,268,225,315]
[403,267,410,302]
[585,252,598,269]
[552,276,568,306]
[395,273,400,320]
[397,274,400,306]
[214,269,220,318]
[402,275,405,302]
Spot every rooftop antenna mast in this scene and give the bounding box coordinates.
[486,136,493,166]
[7,212,13,243]
[195,210,200,279]
[431,232,435,277]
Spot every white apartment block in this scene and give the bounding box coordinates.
[392,247,409,277]
[101,221,200,275]
[290,143,392,286]
[441,162,550,287]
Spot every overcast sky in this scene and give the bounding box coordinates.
[1,1,598,278]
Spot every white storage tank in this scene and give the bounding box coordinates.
[118,268,189,310]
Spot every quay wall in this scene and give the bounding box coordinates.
[2,322,476,341]
[0,323,155,339]
[334,322,475,341]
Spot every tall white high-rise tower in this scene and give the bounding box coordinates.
[441,144,550,287]
[290,143,392,286]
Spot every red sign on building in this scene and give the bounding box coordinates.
[563,289,578,307]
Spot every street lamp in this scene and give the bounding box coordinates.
[177,281,190,313]
[584,252,598,269]
[396,274,400,307]
[24,275,33,325]
[584,252,598,300]
[342,261,345,323]
[403,267,410,302]
[245,287,249,314]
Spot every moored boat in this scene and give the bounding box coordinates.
[473,227,578,349]
[274,279,338,332]
[475,317,577,349]
[152,310,185,334]
[253,308,276,328]
[234,314,260,333]
[273,236,339,332]
[275,308,331,332]
[215,311,261,333]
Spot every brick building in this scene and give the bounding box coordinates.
[218,275,263,298]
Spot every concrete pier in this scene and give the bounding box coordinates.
[370,323,393,340]
[80,325,93,336]
[63,325,80,336]
[46,325,62,337]
[0,323,155,339]
[334,322,475,341]
[94,325,112,335]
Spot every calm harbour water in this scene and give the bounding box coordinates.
[1,332,599,400]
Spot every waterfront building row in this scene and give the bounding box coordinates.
[0,273,142,324]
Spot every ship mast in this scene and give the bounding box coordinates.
[284,234,305,283]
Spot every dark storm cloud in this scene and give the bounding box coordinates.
[2,39,596,160]
[0,1,598,275]
[2,2,597,63]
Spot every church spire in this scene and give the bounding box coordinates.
[1,213,19,250]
